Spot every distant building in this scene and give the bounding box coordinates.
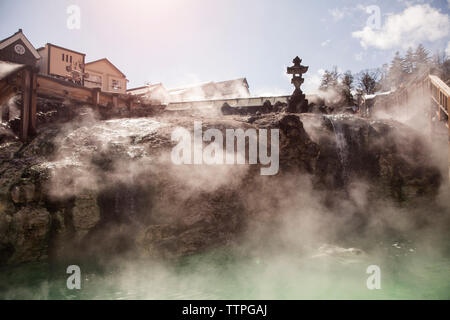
[127,83,169,104]
[37,43,86,85]
[84,58,128,94]
[214,78,251,99]
[361,91,392,117]
[167,78,250,102]
[0,29,40,68]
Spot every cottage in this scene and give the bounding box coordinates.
[37,43,86,85]
[84,58,128,94]
[0,29,40,68]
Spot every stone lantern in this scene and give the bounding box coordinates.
[287,56,309,113]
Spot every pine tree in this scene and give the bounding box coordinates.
[402,47,415,74]
[341,71,354,106]
[388,51,404,89]
[414,44,430,74]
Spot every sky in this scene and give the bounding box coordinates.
[0,0,449,95]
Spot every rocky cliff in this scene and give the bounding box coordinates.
[0,111,444,265]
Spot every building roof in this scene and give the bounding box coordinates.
[214,78,249,94]
[39,43,86,57]
[167,81,212,93]
[215,77,249,88]
[128,82,164,92]
[128,83,166,95]
[167,78,249,93]
[363,91,392,100]
[85,58,127,78]
[0,29,41,59]
[165,78,251,102]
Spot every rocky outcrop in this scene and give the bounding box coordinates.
[2,207,51,264]
[0,112,444,265]
[221,101,288,116]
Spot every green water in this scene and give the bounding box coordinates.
[1,242,449,300]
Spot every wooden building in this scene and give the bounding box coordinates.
[0,29,40,68]
[84,58,128,94]
[127,83,169,104]
[37,43,86,85]
[167,78,250,102]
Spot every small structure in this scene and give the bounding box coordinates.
[127,83,169,104]
[0,29,40,68]
[286,56,309,113]
[167,78,250,102]
[213,78,250,99]
[84,58,128,94]
[360,91,392,118]
[37,43,86,85]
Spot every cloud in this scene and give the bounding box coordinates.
[446,42,450,57]
[329,5,366,21]
[321,40,331,47]
[329,8,347,21]
[352,4,449,50]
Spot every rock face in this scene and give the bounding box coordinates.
[0,112,444,265]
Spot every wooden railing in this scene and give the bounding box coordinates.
[388,72,449,181]
[428,75,449,129]
[0,66,159,142]
[390,73,449,130]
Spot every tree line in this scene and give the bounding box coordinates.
[318,44,450,109]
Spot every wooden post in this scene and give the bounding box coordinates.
[447,93,450,184]
[29,72,37,136]
[1,104,9,123]
[92,88,100,106]
[112,94,118,108]
[20,69,31,142]
[0,80,14,122]
[127,97,135,111]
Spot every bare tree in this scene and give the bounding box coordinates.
[319,66,340,91]
[356,70,380,95]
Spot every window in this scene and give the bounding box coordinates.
[70,56,72,63]
[62,53,64,61]
[66,55,68,62]
[111,79,122,91]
